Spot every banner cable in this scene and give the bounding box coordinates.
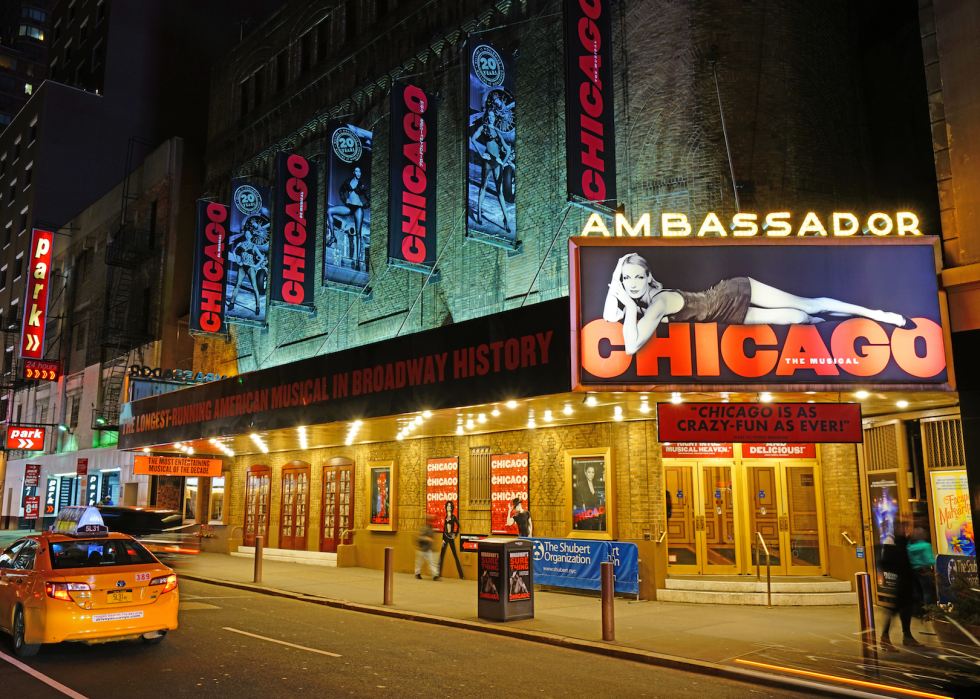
[396,212,463,337]
[520,202,572,307]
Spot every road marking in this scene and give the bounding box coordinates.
[0,651,91,699]
[222,627,341,657]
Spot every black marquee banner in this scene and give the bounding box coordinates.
[119,298,571,448]
[388,80,438,270]
[190,201,229,336]
[564,0,617,210]
[270,150,318,311]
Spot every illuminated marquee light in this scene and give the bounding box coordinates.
[580,211,922,238]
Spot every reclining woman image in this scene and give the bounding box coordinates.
[603,253,913,355]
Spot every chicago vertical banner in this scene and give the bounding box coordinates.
[190,202,229,336]
[564,0,616,209]
[466,39,517,248]
[227,179,271,326]
[426,456,459,532]
[20,228,54,358]
[324,122,373,290]
[271,150,318,312]
[388,80,438,270]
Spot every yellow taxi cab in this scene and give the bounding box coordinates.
[0,506,179,657]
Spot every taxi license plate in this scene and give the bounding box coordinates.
[107,590,133,604]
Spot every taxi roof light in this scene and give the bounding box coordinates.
[50,506,110,537]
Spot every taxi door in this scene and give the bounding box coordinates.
[0,541,30,627]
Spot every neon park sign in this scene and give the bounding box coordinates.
[580,211,923,238]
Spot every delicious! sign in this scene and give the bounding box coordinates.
[271,150,318,312]
[20,229,54,359]
[119,298,570,448]
[426,457,459,532]
[658,403,861,443]
[570,237,948,390]
[388,81,438,270]
[133,455,223,477]
[190,201,229,335]
[564,0,616,209]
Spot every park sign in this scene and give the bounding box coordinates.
[19,229,54,359]
[6,426,45,450]
[570,237,948,392]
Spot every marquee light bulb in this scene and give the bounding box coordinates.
[423,411,432,418]
[456,426,464,435]
[564,405,572,415]
[527,419,536,429]
[478,413,486,423]
[544,410,553,422]
[492,408,500,416]
[142,448,150,453]
[586,395,597,407]
[855,391,869,399]
[897,400,908,408]
[397,433,405,440]
[466,419,474,429]
[760,392,773,403]
[415,416,423,425]
[670,393,682,404]
[507,400,517,408]
[639,403,649,413]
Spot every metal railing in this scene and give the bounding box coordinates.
[842,531,856,546]
[754,532,772,608]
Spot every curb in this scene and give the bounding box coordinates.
[178,572,890,699]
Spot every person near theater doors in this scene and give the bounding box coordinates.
[415,514,439,580]
[879,516,921,650]
[506,498,532,537]
[439,501,464,579]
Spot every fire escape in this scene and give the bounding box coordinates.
[92,137,159,430]
[0,307,30,396]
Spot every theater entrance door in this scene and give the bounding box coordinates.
[665,462,740,575]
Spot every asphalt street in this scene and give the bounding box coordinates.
[0,579,837,699]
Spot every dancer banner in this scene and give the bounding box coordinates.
[324,122,373,290]
[466,40,517,248]
[190,202,229,336]
[388,81,437,270]
[270,151,318,312]
[564,0,617,209]
[227,180,271,326]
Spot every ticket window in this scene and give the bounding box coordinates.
[209,476,225,524]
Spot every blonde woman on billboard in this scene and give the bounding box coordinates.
[603,253,913,355]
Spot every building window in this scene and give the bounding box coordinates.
[69,394,81,429]
[79,249,91,282]
[276,49,288,92]
[18,26,44,41]
[0,267,6,290]
[23,167,31,189]
[345,0,357,42]
[209,476,225,523]
[54,20,61,41]
[0,158,5,177]
[238,79,249,118]
[0,114,10,127]
[91,40,103,69]
[252,67,264,106]
[20,209,28,231]
[79,19,89,44]
[9,179,17,202]
[64,41,72,64]
[29,122,36,143]
[469,446,491,507]
[96,0,106,24]
[300,31,312,75]
[148,200,157,248]
[24,83,32,95]
[316,19,330,63]
[14,255,23,280]
[13,141,20,161]
[49,59,57,82]
[2,225,9,247]
[68,1,76,24]
[21,8,47,22]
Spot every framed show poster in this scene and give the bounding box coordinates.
[564,447,616,540]
[490,452,530,536]
[426,457,459,532]
[929,470,974,556]
[367,461,397,531]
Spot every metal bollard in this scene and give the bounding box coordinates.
[856,572,879,677]
[383,547,394,606]
[601,561,615,641]
[253,535,264,584]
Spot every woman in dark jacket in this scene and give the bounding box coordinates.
[879,519,921,650]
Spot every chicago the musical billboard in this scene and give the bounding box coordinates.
[227,179,271,326]
[190,202,229,336]
[271,150,318,311]
[324,122,373,289]
[570,237,948,390]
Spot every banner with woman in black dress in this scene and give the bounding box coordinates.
[466,39,516,248]
[227,180,271,326]
[324,122,373,290]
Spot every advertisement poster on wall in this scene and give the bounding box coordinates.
[426,457,459,532]
[324,122,373,290]
[571,456,606,532]
[190,201,229,336]
[930,470,975,556]
[227,180,271,326]
[868,475,900,597]
[270,150,318,312]
[388,81,438,271]
[367,461,396,530]
[490,453,530,535]
[564,0,616,209]
[571,238,948,390]
[466,39,517,249]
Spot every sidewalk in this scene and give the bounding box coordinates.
[170,552,978,697]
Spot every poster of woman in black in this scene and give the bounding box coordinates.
[324,122,372,290]
[371,468,389,525]
[467,40,516,246]
[572,459,606,531]
[439,501,464,578]
[227,180,271,326]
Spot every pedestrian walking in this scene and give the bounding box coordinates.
[880,517,921,650]
[415,514,439,580]
[908,525,937,609]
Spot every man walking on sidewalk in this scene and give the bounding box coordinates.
[415,514,439,580]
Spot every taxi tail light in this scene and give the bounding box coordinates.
[46,582,90,600]
[150,574,177,594]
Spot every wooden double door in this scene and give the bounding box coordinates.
[279,462,310,550]
[320,458,354,553]
[665,463,740,574]
[244,466,270,547]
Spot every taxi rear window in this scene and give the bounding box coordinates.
[49,539,158,569]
